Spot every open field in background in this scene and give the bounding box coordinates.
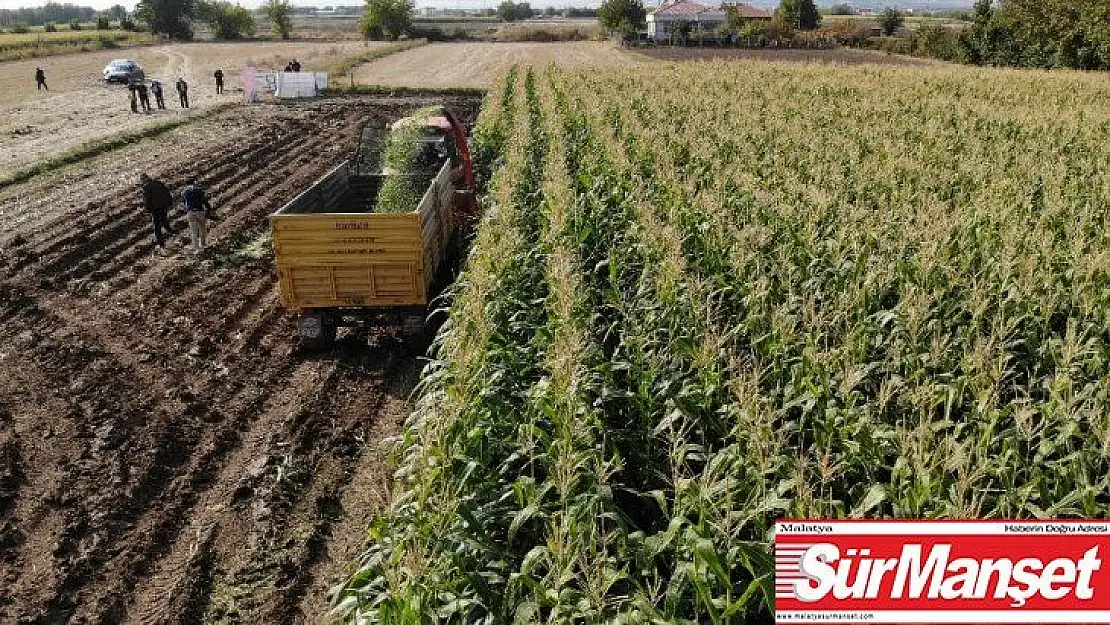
[635,45,936,65]
[0,95,482,623]
[334,63,1110,621]
[0,29,151,62]
[351,41,640,88]
[825,13,971,30]
[0,40,394,173]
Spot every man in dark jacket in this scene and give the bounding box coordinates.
[140,173,174,248]
[176,77,189,108]
[182,179,215,253]
[213,69,224,95]
[35,68,47,91]
[128,81,139,113]
[150,79,165,109]
[137,81,152,113]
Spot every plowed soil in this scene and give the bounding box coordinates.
[0,95,479,624]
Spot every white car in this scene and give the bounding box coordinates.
[103,59,145,83]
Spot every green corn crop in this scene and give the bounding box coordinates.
[332,61,1110,623]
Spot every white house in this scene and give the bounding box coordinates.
[647,1,772,42]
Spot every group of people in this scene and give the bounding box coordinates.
[283,58,302,73]
[140,174,216,254]
[129,77,191,113]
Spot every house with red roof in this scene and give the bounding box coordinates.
[646,1,772,42]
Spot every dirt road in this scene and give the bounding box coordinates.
[0,95,479,623]
[352,41,642,88]
[0,41,385,175]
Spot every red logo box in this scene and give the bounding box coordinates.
[774,520,1110,624]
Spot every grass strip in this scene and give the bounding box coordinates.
[319,39,427,78]
[0,31,153,62]
[322,83,487,97]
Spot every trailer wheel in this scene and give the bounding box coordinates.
[402,314,426,345]
[298,311,337,351]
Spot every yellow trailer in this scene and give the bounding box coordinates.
[271,107,477,349]
[273,158,454,303]
[271,158,459,348]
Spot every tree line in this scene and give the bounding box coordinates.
[872,0,1107,71]
[131,0,295,39]
[0,3,97,27]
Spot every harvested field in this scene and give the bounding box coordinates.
[636,45,935,65]
[0,95,480,623]
[351,41,641,88]
[0,41,388,174]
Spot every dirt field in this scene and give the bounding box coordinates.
[352,41,642,88]
[0,41,386,174]
[0,95,479,623]
[635,46,935,66]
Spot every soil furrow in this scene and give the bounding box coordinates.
[0,95,482,624]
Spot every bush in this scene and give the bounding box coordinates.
[197,0,257,39]
[496,1,533,22]
[44,22,58,32]
[495,25,600,42]
[96,15,111,29]
[119,16,137,31]
[361,0,413,40]
[69,20,82,30]
[824,18,873,47]
[264,0,293,39]
[879,7,904,36]
[9,22,29,33]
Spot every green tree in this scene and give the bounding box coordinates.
[135,0,196,38]
[361,0,413,40]
[776,0,820,30]
[878,7,903,35]
[597,0,646,33]
[264,0,293,39]
[826,3,855,16]
[106,4,129,21]
[197,0,256,38]
[496,1,532,22]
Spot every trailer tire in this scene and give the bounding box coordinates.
[402,313,426,346]
[298,311,337,351]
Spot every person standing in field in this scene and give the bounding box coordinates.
[213,69,224,95]
[140,173,175,248]
[35,68,48,91]
[182,179,215,253]
[176,77,189,108]
[128,81,139,113]
[137,81,152,113]
[291,59,301,72]
[151,79,165,109]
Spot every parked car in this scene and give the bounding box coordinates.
[103,59,144,83]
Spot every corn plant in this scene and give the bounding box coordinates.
[332,61,1110,623]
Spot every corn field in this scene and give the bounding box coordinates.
[332,62,1110,623]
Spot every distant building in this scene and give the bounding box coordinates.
[646,1,772,42]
